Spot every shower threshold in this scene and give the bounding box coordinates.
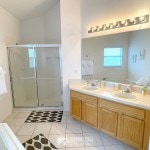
[13,106,64,112]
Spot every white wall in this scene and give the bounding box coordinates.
[82,32,129,81]
[81,0,150,38]
[60,0,81,111]
[21,2,61,44]
[0,6,20,121]
[128,29,150,82]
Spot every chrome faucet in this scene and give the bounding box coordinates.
[122,85,132,93]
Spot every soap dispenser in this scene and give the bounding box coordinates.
[114,83,121,91]
[142,83,148,96]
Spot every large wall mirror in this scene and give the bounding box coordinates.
[81,28,150,86]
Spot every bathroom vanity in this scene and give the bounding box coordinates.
[69,80,150,150]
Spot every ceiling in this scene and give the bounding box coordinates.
[0,0,59,20]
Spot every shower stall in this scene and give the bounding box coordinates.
[7,44,62,108]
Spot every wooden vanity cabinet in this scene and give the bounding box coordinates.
[98,98,146,149]
[119,114,144,148]
[70,91,82,120]
[98,107,118,137]
[70,90,98,127]
[82,100,98,127]
[70,90,150,150]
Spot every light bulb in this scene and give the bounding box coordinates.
[113,22,117,27]
[121,20,126,25]
[139,16,145,22]
[106,24,110,28]
[103,25,107,30]
[109,23,113,29]
[123,20,129,26]
[130,18,136,24]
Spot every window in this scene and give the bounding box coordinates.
[104,48,123,67]
[28,48,36,68]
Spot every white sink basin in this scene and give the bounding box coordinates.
[112,91,139,100]
[82,85,98,90]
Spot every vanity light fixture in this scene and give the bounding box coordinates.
[88,14,149,33]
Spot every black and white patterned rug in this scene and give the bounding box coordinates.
[23,133,57,150]
[25,111,63,123]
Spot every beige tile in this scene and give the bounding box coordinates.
[66,148,85,150]
[32,134,49,139]
[17,124,37,136]
[82,124,98,133]
[48,134,66,149]
[33,124,51,135]
[66,124,82,134]
[105,145,126,150]
[61,115,67,123]
[123,144,136,150]
[37,122,52,125]
[17,135,31,143]
[16,112,31,118]
[66,111,71,116]
[8,112,20,118]
[62,111,67,116]
[50,123,66,134]
[10,118,26,126]
[24,122,38,125]
[67,116,81,125]
[99,133,124,145]
[83,133,103,147]
[3,117,14,125]
[85,146,105,150]
[66,134,85,148]
[9,125,21,134]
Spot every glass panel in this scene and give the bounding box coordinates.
[8,47,38,107]
[36,47,61,78]
[104,48,122,56]
[104,57,122,66]
[9,47,36,78]
[37,79,62,107]
[36,47,62,107]
[12,78,38,107]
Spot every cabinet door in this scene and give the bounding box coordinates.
[119,115,144,148]
[71,97,82,120]
[98,107,118,136]
[82,102,97,127]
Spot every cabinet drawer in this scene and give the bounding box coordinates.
[71,90,97,105]
[98,98,145,119]
[70,90,82,100]
[81,93,97,105]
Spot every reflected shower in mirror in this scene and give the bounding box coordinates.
[81,28,150,86]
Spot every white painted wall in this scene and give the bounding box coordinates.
[82,32,129,81]
[128,29,150,82]
[0,6,20,121]
[21,2,61,44]
[60,0,81,111]
[81,0,150,38]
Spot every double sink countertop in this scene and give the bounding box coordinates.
[69,79,150,110]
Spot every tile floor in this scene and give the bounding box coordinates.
[3,110,136,150]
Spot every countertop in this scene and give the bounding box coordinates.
[69,79,150,110]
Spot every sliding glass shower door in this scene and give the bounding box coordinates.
[9,47,38,107]
[36,47,62,107]
[8,45,62,107]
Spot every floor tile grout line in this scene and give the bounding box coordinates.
[4,111,135,149]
